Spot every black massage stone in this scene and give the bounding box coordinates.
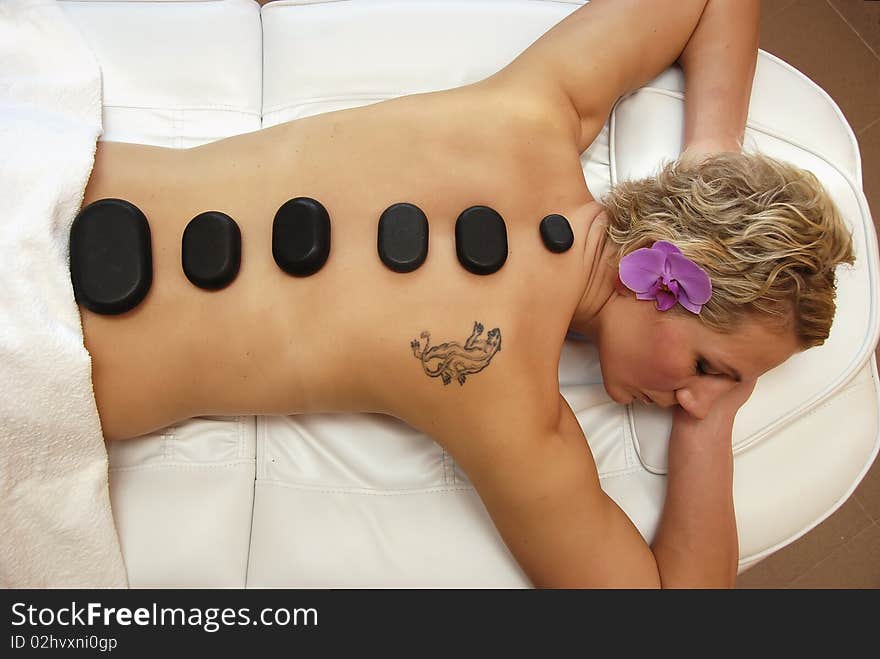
[69,198,152,315]
[182,211,241,290]
[272,197,331,277]
[454,206,508,275]
[378,202,429,273]
[539,214,574,253]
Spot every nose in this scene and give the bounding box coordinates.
[674,377,738,420]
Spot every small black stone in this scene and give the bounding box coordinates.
[378,203,429,273]
[454,206,508,275]
[539,214,574,253]
[272,197,331,277]
[69,197,152,315]
[182,211,241,290]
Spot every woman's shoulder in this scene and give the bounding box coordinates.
[420,74,581,152]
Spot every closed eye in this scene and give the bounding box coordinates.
[695,358,734,380]
[694,359,717,377]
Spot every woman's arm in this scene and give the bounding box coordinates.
[447,400,663,588]
[650,378,758,587]
[492,0,759,154]
[449,381,756,588]
[492,0,709,152]
[677,0,761,156]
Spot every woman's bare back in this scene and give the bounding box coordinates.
[78,78,604,442]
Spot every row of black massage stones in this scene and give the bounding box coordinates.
[69,197,575,315]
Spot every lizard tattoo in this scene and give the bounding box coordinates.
[410,321,502,386]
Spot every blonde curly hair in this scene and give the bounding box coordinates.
[600,151,856,349]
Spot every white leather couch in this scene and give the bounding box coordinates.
[59,0,880,587]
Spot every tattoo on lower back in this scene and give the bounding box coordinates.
[410,321,502,386]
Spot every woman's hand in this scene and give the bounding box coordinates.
[672,376,758,439]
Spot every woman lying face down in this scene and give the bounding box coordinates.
[76,141,855,589]
[571,151,854,421]
[73,0,858,587]
[521,149,856,588]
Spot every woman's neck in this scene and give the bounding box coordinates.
[567,215,619,344]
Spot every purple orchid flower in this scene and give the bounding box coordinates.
[618,241,712,314]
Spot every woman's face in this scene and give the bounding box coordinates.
[592,279,802,420]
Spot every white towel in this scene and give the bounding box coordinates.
[0,0,127,587]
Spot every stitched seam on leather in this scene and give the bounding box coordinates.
[161,425,177,461]
[243,422,258,585]
[263,94,393,114]
[256,417,266,481]
[622,407,635,470]
[102,103,260,114]
[257,480,475,496]
[733,377,873,455]
[109,460,254,474]
[762,51,862,179]
[599,462,652,480]
[441,448,455,486]
[598,466,650,481]
[629,83,849,164]
[756,381,865,426]
[259,0,585,12]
